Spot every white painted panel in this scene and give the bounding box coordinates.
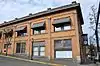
[34,52,38,56]
[56,51,72,58]
[40,47,45,51]
[33,47,38,51]
[67,51,72,58]
[40,52,45,56]
[64,26,71,30]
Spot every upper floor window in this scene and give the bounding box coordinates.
[15,26,27,37]
[53,17,71,32]
[31,22,46,34]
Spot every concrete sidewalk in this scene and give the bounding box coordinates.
[0,55,66,66]
[0,55,98,66]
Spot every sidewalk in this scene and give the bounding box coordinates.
[0,55,66,66]
[0,54,98,66]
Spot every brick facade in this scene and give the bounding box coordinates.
[0,2,84,60]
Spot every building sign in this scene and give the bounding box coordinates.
[82,34,88,45]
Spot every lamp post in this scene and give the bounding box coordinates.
[31,38,34,60]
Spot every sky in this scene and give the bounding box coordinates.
[0,0,99,37]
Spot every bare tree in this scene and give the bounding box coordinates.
[0,27,13,56]
[89,5,99,43]
[88,4,100,61]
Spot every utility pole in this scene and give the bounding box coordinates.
[95,2,100,61]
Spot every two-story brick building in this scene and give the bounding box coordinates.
[0,2,85,61]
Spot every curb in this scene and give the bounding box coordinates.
[0,55,66,66]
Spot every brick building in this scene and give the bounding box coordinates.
[0,2,85,61]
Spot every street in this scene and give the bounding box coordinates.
[0,56,51,66]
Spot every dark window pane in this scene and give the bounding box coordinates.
[17,28,27,37]
[54,40,63,48]
[16,43,21,53]
[21,43,26,53]
[16,43,26,53]
[64,39,71,46]
[4,44,7,49]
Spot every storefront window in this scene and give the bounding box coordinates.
[54,39,72,58]
[32,41,45,57]
[16,42,26,53]
[33,46,45,56]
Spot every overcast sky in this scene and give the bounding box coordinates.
[0,0,99,36]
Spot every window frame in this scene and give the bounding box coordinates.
[33,46,45,57]
[16,27,27,37]
[16,42,26,53]
[54,39,72,50]
[54,24,71,32]
[32,27,46,35]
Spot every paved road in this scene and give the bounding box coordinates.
[0,56,51,66]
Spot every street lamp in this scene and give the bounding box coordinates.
[31,38,34,60]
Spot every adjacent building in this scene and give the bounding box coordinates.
[0,1,85,61]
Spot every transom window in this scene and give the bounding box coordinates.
[32,41,45,56]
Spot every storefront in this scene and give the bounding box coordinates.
[54,39,72,58]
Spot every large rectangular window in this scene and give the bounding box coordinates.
[33,46,45,56]
[53,17,71,32]
[31,22,46,35]
[54,39,72,58]
[54,39,72,49]
[32,41,45,57]
[16,42,26,53]
[16,26,27,37]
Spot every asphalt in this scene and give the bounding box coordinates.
[0,55,97,66]
[0,56,54,66]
